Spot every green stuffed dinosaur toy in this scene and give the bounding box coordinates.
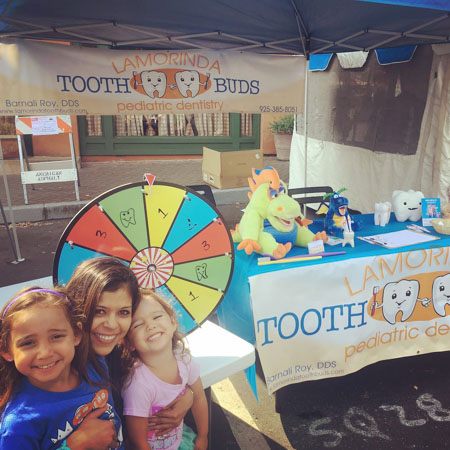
[231,166,328,259]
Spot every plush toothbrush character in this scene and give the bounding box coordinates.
[231,167,327,259]
[321,188,362,236]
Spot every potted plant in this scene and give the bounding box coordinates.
[269,115,294,160]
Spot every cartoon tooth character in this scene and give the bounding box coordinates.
[120,208,136,228]
[174,70,207,98]
[138,70,167,98]
[374,201,391,227]
[392,190,424,222]
[379,279,429,324]
[431,274,450,316]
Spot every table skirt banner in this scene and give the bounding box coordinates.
[250,246,450,395]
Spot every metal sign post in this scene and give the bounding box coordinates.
[0,140,24,263]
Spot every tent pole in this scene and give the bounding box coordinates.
[304,59,308,187]
[303,58,309,216]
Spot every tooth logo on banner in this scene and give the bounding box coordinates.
[139,71,167,99]
[432,273,450,317]
[131,69,211,99]
[381,279,421,325]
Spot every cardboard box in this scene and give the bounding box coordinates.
[202,147,263,189]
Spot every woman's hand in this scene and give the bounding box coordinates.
[148,387,193,436]
[65,407,119,450]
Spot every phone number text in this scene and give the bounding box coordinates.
[259,105,298,113]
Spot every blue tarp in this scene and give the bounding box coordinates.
[310,45,418,70]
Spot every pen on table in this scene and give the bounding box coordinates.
[263,251,346,260]
[407,224,431,234]
[357,236,375,245]
[258,255,322,266]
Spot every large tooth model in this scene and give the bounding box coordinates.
[392,190,424,222]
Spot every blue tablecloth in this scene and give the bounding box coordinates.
[217,214,450,345]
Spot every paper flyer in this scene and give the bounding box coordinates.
[422,198,441,226]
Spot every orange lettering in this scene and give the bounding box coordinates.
[362,265,380,291]
[405,249,427,269]
[379,253,402,278]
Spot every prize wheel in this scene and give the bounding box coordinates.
[53,182,234,334]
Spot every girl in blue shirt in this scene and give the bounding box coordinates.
[0,286,122,449]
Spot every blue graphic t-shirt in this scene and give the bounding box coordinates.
[0,359,123,449]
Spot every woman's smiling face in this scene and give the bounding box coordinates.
[90,285,133,356]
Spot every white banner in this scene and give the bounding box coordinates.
[0,40,305,115]
[250,247,450,394]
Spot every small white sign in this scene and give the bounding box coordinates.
[308,239,324,254]
[21,168,77,184]
[31,116,59,135]
[326,236,344,246]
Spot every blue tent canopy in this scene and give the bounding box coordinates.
[359,0,449,10]
[0,0,448,55]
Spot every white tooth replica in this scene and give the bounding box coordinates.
[431,274,450,316]
[140,71,167,98]
[392,190,424,222]
[374,201,391,227]
[342,230,354,247]
[382,279,420,324]
[175,70,201,98]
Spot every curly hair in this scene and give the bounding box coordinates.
[122,288,190,386]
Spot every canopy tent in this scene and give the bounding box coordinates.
[0,0,449,56]
[0,0,449,214]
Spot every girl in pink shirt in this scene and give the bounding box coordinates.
[121,289,208,450]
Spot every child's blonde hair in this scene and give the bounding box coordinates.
[0,286,88,412]
[122,289,190,380]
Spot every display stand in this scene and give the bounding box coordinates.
[0,139,24,263]
[15,115,80,204]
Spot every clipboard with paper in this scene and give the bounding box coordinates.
[357,229,440,249]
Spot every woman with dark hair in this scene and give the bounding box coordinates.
[64,257,193,449]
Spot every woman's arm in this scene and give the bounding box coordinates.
[190,378,209,450]
[124,416,151,450]
[64,407,119,450]
[148,386,194,435]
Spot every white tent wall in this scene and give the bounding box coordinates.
[289,44,450,213]
[418,44,450,204]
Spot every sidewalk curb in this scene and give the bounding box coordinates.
[3,188,250,223]
[4,201,89,223]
